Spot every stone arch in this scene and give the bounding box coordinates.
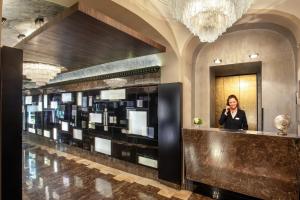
[179,10,300,128]
[194,29,296,132]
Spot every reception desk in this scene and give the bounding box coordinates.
[183,128,300,199]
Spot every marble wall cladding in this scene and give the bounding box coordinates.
[183,128,300,199]
[25,134,158,181]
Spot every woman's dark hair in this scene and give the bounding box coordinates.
[226,94,239,108]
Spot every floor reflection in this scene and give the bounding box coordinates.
[22,142,210,200]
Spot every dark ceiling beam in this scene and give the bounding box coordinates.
[15,2,166,71]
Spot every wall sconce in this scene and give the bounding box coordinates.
[249,53,259,59]
[214,58,222,64]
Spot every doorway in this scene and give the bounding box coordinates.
[215,74,257,130]
[210,62,262,131]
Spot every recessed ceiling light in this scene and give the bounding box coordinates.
[214,58,222,64]
[249,53,259,59]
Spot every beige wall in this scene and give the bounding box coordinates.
[78,0,300,134]
[194,29,297,133]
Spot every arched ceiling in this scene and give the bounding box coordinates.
[124,0,300,55]
[2,0,300,51]
[122,0,300,22]
[251,0,300,20]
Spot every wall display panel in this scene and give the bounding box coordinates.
[25,85,160,177]
[101,89,126,100]
[77,92,82,106]
[95,137,111,155]
[27,105,38,112]
[147,127,155,138]
[61,121,69,132]
[27,105,38,125]
[53,128,58,140]
[82,96,88,107]
[62,93,72,103]
[73,129,83,140]
[89,113,102,123]
[27,113,35,124]
[88,96,93,107]
[138,156,158,168]
[38,102,43,112]
[50,101,58,109]
[137,99,143,108]
[28,127,36,134]
[128,111,147,137]
[25,96,32,105]
[37,129,42,135]
[43,95,48,108]
[56,105,65,119]
[43,130,50,138]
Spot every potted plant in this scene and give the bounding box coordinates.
[193,117,203,128]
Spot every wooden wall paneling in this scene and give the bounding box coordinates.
[16,3,166,71]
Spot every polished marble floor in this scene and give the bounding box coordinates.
[22,141,211,200]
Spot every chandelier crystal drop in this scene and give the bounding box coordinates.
[23,62,62,86]
[170,0,253,42]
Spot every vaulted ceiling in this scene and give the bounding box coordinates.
[2,0,300,48]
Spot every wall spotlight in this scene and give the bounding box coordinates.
[35,16,45,26]
[249,53,259,59]
[214,58,222,64]
[2,17,7,24]
[17,33,26,39]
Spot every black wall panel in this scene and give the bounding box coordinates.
[158,83,182,184]
[1,46,23,200]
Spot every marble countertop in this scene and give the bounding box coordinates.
[184,127,300,139]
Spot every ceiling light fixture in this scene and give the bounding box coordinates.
[214,58,222,64]
[23,62,62,86]
[249,53,259,59]
[170,0,253,42]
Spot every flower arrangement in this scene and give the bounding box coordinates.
[193,117,203,126]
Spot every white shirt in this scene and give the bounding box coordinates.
[230,109,237,119]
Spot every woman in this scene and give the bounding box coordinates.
[219,94,248,130]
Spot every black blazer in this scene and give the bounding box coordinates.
[219,109,248,130]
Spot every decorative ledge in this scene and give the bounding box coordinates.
[47,53,163,85]
[43,66,160,87]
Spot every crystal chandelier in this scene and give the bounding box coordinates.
[23,62,62,86]
[170,0,253,42]
[104,78,128,88]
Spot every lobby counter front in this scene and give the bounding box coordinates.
[183,128,300,199]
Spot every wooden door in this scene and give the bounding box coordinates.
[215,74,257,130]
